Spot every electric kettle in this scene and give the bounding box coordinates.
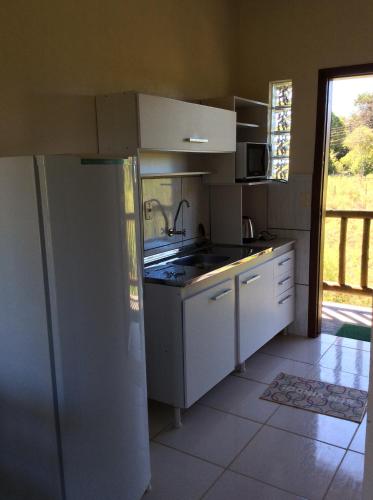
[242,216,255,240]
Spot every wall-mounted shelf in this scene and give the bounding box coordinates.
[234,96,268,108]
[141,171,211,179]
[236,122,259,128]
[200,94,269,186]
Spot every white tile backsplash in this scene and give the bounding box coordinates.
[242,184,268,235]
[268,174,312,338]
[142,175,210,255]
[268,174,312,230]
[268,229,310,285]
[182,176,210,242]
[142,177,182,251]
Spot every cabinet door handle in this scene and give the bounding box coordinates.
[278,294,292,305]
[278,257,291,266]
[210,288,233,301]
[242,274,261,285]
[185,137,209,143]
[278,276,291,286]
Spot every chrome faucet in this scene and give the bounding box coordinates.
[167,199,190,236]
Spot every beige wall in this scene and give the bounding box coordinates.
[236,0,373,174]
[0,0,237,155]
[235,3,373,493]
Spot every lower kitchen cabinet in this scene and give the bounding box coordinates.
[144,245,295,418]
[183,279,235,407]
[144,278,235,411]
[237,249,295,365]
[237,260,274,364]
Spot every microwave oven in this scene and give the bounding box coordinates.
[236,142,271,182]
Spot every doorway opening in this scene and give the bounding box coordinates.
[321,75,373,339]
[309,64,373,341]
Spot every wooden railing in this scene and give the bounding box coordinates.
[323,210,373,297]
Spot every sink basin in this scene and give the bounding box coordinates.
[173,254,230,268]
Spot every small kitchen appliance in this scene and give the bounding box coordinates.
[236,142,271,181]
[242,216,255,241]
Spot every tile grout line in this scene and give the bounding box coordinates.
[262,421,357,452]
[198,424,266,500]
[199,403,308,500]
[346,416,365,452]
[148,333,369,498]
[152,392,364,482]
[321,448,348,500]
[149,405,298,499]
[196,400,276,427]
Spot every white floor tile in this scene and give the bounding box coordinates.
[204,470,305,500]
[319,333,338,345]
[325,451,364,500]
[318,345,370,377]
[146,442,222,500]
[236,352,313,384]
[199,375,278,423]
[230,426,344,499]
[307,365,369,391]
[334,336,370,352]
[268,405,358,449]
[350,416,367,454]
[148,400,174,439]
[261,334,331,364]
[154,404,260,466]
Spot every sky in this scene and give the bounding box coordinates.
[331,75,373,117]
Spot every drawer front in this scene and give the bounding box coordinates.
[274,250,295,277]
[183,279,235,407]
[138,94,236,153]
[275,287,295,333]
[276,271,294,296]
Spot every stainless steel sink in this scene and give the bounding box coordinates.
[173,254,230,268]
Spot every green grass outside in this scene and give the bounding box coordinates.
[323,175,373,308]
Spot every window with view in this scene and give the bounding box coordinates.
[269,80,292,181]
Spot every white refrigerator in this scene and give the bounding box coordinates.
[0,155,150,500]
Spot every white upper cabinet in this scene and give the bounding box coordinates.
[96,92,236,156]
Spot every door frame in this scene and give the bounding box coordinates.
[308,62,373,338]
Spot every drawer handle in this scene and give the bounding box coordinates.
[242,274,261,285]
[279,294,292,305]
[185,137,209,143]
[211,289,233,301]
[278,276,291,286]
[278,257,291,266]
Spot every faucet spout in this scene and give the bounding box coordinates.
[168,199,190,237]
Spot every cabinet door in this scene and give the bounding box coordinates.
[138,94,236,153]
[183,279,235,407]
[237,260,274,364]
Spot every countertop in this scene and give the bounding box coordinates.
[144,238,294,287]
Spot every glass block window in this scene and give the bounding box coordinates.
[269,81,292,181]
